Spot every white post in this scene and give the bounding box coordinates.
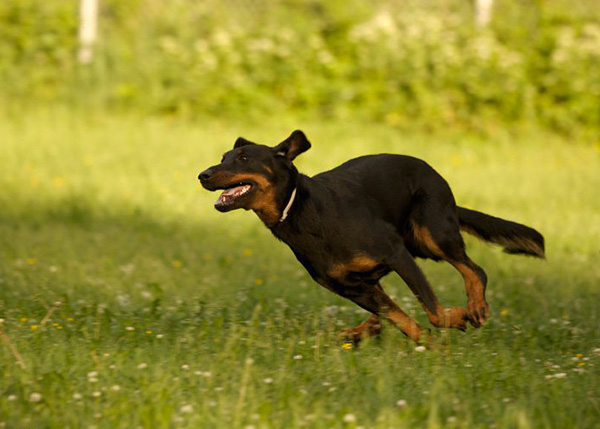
[78,0,98,64]
[475,0,493,28]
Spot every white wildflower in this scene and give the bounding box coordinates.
[343,413,356,423]
[396,399,407,408]
[29,392,42,402]
[180,404,193,414]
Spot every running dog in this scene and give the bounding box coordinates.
[198,131,545,344]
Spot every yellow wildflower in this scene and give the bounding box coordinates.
[342,342,353,350]
[500,309,509,316]
[53,177,66,187]
[31,325,39,330]
[450,155,462,167]
[172,260,182,268]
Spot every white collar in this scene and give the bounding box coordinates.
[279,187,297,222]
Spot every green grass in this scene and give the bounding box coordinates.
[0,109,599,428]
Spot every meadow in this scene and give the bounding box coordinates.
[0,109,599,428]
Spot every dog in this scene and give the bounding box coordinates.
[198,130,545,344]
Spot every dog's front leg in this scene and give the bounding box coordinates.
[334,282,425,344]
[338,313,382,345]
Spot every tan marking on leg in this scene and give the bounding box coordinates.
[411,222,445,258]
[338,314,382,343]
[407,223,472,330]
[424,305,468,330]
[453,262,484,302]
[451,261,489,327]
[385,307,423,343]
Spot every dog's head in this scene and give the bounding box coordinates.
[198,130,311,224]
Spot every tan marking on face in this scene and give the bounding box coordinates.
[411,222,445,258]
[212,172,279,225]
[232,173,280,226]
[327,255,379,279]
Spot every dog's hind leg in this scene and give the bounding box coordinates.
[447,258,488,328]
[411,218,489,328]
[390,245,469,331]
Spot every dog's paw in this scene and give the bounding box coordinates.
[467,300,489,328]
[338,322,382,345]
[440,306,469,331]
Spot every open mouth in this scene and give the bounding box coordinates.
[215,182,255,209]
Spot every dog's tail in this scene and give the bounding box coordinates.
[457,207,545,258]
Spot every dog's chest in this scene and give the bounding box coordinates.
[290,246,391,287]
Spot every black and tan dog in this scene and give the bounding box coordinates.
[198,131,544,344]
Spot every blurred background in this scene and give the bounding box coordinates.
[1,2,600,427]
[1,0,599,137]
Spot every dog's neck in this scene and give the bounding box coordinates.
[253,177,299,228]
[279,187,297,223]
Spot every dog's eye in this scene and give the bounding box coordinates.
[237,155,248,162]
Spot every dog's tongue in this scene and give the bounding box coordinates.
[216,185,251,205]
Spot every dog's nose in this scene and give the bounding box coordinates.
[198,169,213,182]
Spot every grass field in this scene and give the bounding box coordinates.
[1,110,599,428]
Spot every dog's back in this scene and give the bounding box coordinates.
[311,154,455,226]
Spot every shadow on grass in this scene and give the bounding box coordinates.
[1,193,599,352]
[0,193,330,329]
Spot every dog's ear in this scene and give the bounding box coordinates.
[234,137,255,149]
[272,130,311,161]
